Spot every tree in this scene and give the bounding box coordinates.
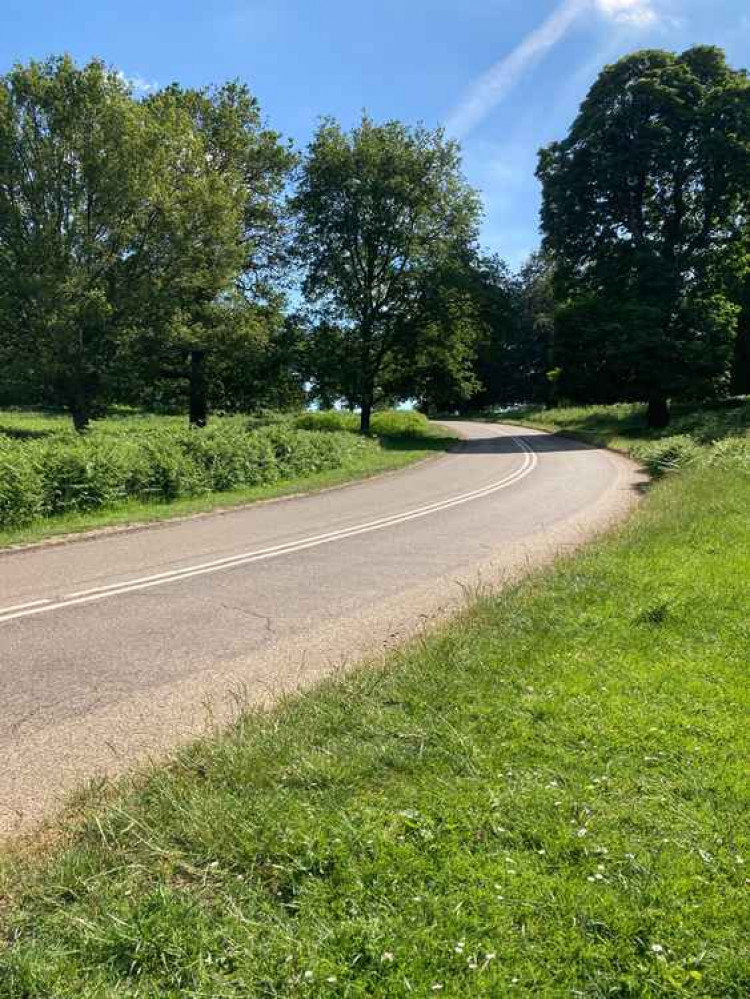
[538,46,750,426]
[0,57,293,429]
[465,252,554,411]
[292,115,481,431]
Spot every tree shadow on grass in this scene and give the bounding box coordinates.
[0,424,58,440]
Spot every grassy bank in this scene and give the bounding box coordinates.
[0,410,452,548]
[0,406,747,996]
[496,398,750,453]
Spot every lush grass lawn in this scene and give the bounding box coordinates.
[0,406,747,997]
[0,409,453,549]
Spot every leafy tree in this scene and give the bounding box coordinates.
[301,319,359,411]
[0,57,293,429]
[465,252,554,411]
[390,255,484,414]
[292,115,481,431]
[538,46,750,426]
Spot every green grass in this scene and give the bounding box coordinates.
[0,410,454,549]
[494,398,750,451]
[0,405,747,997]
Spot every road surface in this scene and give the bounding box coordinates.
[0,422,641,835]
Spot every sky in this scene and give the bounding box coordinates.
[2,0,749,269]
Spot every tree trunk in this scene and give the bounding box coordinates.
[646,395,670,429]
[731,314,750,395]
[70,404,90,434]
[189,348,208,428]
[359,395,372,434]
[69,381,91,434]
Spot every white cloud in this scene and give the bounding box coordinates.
[116,71,159,96]
[595,0,658,26]
[446,0,662,139]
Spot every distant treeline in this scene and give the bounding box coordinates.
[0,47,748,430]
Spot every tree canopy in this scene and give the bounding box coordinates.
[538,46,750,425]
[0,56,293,428]
[292,115,482,430]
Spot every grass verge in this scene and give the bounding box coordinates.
[494,398,750,452]
[0,409,747,996]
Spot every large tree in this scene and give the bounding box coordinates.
[0,56,293,429]
[538,46,750,426]
[292,114,481,431]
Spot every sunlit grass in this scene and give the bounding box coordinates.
[496,398,750,451]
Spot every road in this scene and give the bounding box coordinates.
[0,422,641,835]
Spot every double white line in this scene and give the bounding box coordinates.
[0,436,538,627]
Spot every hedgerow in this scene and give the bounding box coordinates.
[0,424,379,528]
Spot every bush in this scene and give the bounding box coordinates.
[0,437,43,526]
[37,440,132,514]
[0,421,384,530]
[705,435,750,474]
[123,434,211,502]
[294,409,431,437]
[265,426,373,477]
[632,435,701,476]
[294,411,359,433]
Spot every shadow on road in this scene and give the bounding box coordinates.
[450,432,597,455]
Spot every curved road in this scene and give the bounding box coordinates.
[0,422,640,834]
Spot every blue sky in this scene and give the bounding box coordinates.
[2,0,749,268]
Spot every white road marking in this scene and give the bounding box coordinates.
[0,435,538,626]
[0,598,52,614]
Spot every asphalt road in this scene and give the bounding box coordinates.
[0,422,641,835]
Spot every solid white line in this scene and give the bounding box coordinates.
[0,598,52,614]
[0,435,538,626]
[68,445,535,599]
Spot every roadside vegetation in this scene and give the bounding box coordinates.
[500,398,750,474]
[0,411,455,547]
[1,406,747,996]
[0,410,452,547]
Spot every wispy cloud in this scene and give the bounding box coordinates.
[595,0,658,26]
[446,0,660,139]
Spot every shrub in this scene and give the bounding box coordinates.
[0,420,385,529]
[37,440,132,514]
[632,435,701,476]
[265,426,373,477]
[0,437,43,526]
[294,411,358,433]
[178,427,277,491]
[123,433,211,502]
[705,435,750,474]
[294,409,431,438]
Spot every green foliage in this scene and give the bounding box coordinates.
[631,435,702,476]
[705,435,750,473]
[501,398,750,450]
[1,448,747,995]
[467,252,554,410]
[294,409,431,438]
[538,46,750,420]
[0,421,382,528]
[0,56,294,429]
[0,438,42,526]
[293,114,482,429]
